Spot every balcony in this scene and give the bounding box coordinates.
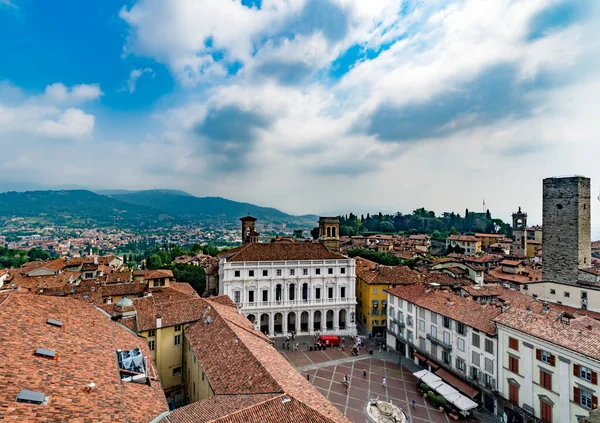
[426,334,452,351]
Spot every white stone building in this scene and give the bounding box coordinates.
[218,242,357,337]
[495,307,600,423]
[386,284,502,413]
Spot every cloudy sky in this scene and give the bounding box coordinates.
[1,0,599,230]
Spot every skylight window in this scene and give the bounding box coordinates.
[46,319,63,327]
[16,389,48,405]
[35,348,56,359]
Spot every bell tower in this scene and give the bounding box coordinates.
[240,216,259,244]
[512,207,527,257]
[318,217,340,253]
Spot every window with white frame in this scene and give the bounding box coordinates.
[174,334,181,346]
[390,296,394,305]
[443,331,450,345]
[276,269,282,276]
[419,307,425,318]
[456,357,465,372]
[373,287,378,294]
[431,311,437,324]
[290,269,295,276]
[419,319,425,331]
[472,351,480,367]
[581,388,593,409]
[234,291,241,303]
[407,303,413,312]
[541,350,552,365]
[407,316,413,327]
[148,340,155,351]
[580,366,592,382]
[431,325,437,339]
[303,269,308,275]
[485,338,494,354]
[485,357,493,373]
[458,338,465,352]
[472,333,480,348]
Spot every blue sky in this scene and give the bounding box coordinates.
[1,0,600,227]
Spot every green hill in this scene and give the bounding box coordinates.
[0,190,174,227]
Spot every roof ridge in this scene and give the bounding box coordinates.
[206,394,285,423]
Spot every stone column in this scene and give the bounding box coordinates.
[268,312,274,337]
[523,341,534,410]
[559,356,570,423]
[282,311,288,336]
[308,311,314,335]
[334,308,340,333]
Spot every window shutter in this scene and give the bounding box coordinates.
[574,387,580,404]
[593,371,598,385]
[594,395,598,408]
[536,349,541,361]
[550,354,556,367]
[574,364,581,378]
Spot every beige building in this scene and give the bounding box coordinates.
[495,307,600,423]
[446,235,482,255]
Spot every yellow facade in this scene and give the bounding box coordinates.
[356,276,389,336]
[140,323,185,401]
[183,337,214,403]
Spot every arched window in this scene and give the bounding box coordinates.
[276,284,282,302]
[332,227,336,238]
[327,227,331,237]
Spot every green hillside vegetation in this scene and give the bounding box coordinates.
[0,247,52,269]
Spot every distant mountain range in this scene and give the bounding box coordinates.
[0,189,318,230]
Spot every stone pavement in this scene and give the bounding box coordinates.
[279,345,500,423]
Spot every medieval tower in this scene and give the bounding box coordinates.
[542,176,591,283]
[511,207,528,257]
[240,216,260,244]
[318,217,340,253]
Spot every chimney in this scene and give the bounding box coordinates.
[85,382,96,393]
[156,315,162,329]
[501,301,511,313]
[542,303,550,314]
[94,256,98,265]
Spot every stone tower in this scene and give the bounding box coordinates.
[240,216,260,244]
[318,217,340,253]
[511,207,528,257]
[542,176,591,283]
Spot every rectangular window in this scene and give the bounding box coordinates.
[509,382,519,404]
[580,388,593,409]
[472,333,480,348]
[328,268,333,274]
[485,357,493,373]
[472,351,480,367]
[249,270,254,277]
[316,268,321,275]
[442,350,451,365]
[509,337,519,351]
[443,331,450,345]
[485,339,494,354]
[550,289,555,295]
[540,369,552,390]
[341,268,346,274]
[580,365,593,382]
[431,344,438,359]
[174,325,181,332]
[541,350,551,365]
[389,296,394,305]
[431,325,437,339]
[431,312,437,324]
[263,270,268,277]
[148,340,155,351]
[472,366,479,381]
[407,330,413,343]
[148,330,155,337]
[407,303,413,313]
[419,319,425,331]
[234,270,240,278]
[173,367,181,376]
[290,269,295,276]
[398,311,403,323]
[419,307,425,318]
[398,299,403,309]
[419,337,426,351]
[316,288,321,299]
[443,316,451,329]
[262,290,268,302]
[540,400,552,423]
[234,291,241,303]
[458,338,465,352]
[457,322,466,335]
[564,291,570,297]
[276,269,282,276]
[174,334,181,345]
[456,358,466,372]
[373,287,378,294]
[407,316,413,327]
[509,356,519,374]
[303,269,308,275]
[248,290,254,303]
[341,287,346,298]
[328,287,334,299]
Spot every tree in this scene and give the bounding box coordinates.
[310,227,320,240]
[146,254,163,270]
[169,263,206,294]
[293,229,304,239]
[379,221,395,233]
[170,246,184,260]
[450,226,458,235]
[191,244,203,254]
[485,209,491,220]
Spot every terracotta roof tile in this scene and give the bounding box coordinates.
[0,294,168,422]
[223,243,346,262]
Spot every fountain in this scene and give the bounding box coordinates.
[366,397,407,423]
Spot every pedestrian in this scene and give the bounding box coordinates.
[382,376,386,386]
[307,374,310,382]
[363,369,367,378]
[295,342,299,351]
[411,399,416,408]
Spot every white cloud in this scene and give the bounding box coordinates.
[0,0,17,9]
[42,83,103,104]
[122,67,154,93]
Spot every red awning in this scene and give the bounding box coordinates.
[413,352,427,361]
[426,360,440,370]
[435,368,480,398]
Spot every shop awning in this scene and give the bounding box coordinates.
[413,369,443,388]
[426,360,440,370]
[435,368,480,399]
[452,395,478,413]
[413,351,427,362]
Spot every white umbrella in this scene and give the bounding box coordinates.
[452,395,478,412]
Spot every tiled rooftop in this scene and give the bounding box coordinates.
[494,308,600,362]
[222,242,346,262]
[0,294,168,422]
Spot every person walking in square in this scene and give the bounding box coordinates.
[363,369,367,378]
[382,376,386,387]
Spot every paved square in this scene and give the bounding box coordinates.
[280,347,482,423]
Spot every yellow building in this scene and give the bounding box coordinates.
[446,234,482,255]
[355,257,417,337]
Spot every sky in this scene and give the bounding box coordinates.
[1,0,600,231]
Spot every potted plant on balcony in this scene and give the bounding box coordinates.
[418,383,429,394]
[436,396,447,412]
